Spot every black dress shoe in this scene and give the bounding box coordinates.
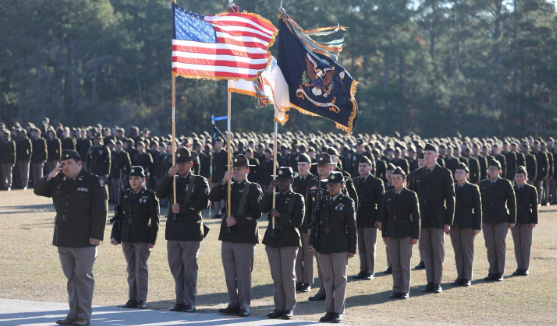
[238,308,250,317]
[308,293,326,301]
[522,269,529,276]
[414,261,425,269]
[421,282,434,292]
[137,301,147,309]
[362,273,374,280]
[121,299,137,308]
[484,273,496,281]
[266,310,283,318]
[55,318,75,325]
[462,279,471,286]
[169,304,185,311]
[282,310,294,319]
[296,282,303,292]
[384,266,393,274]
[218,307,240,314]
[433,284,442,293]
[331,313,343,323]
[182,305,196,313]
[389,292,401,299]
[300,283,311,293]
[451,279,463,286]
[319,312,335,323]
[512,269,523,276]
[352,271,367,280]
[399,293,409,300]
[495,273,504,282]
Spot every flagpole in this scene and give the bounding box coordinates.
[171,75,177,205]
[271,121,278,232]
[209,116,214,218]
[227,90,232,221]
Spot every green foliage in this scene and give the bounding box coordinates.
[0,0,556,137]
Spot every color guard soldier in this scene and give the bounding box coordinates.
[416,144,455,294]
[352,156,384,280]
[156,147,210,313]
[209,154,263,317]
[511,166,537,276]
[381,167,420,299]
[480,160,516,282]
[293,153,316,293]
[260,167,305,320]
[34,149,107,326]
[308,171,357,324]
[110,166,159,309]
[450,163,481,287]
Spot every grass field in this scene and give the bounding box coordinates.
[1,189,556,325]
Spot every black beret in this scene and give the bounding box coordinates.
[456,162,469,173]
[359,156,373,165]
[176,147,198,163]
[297,153,311,163]
[393,167,406,178]
[418,153,425,159]
[516,166,527,175]
[424,143,438,152]
[327,147,339,156]
[61,149,81,160]
[129,166,149,178]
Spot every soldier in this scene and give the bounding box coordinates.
[34,149,107,326]
[511,166,537,276]
[209,154,263,318]
[211,137,228,219]
[61,128,77,151]
[480,160,516,282]
[30,128,48,187]
[382,163,396,274]
[502,142,517,181]
[132,142,153,175]
[76,130,91,170]
[110,141,132,203]
[444,146,459,175]
[15,129,32,189]
[352,156,384,281]
[473,144,488,182]
[463,147,481,184]
[156,147,210,313]
[0,129,16,191]
[392,148,410,176]
[491,144,507,179]
[350,139,365,176]
[550,138,557,204]
[46,128,62,175]
[540,141,553,205]
[86,133,111,187]
[450,163,482,287]
[381,167,420,299]
[416,144,455,294]
[372,148,387,183]
[245,148,261,184]
[407,146,419,172]
[110,166,159,309]
[522,142,537,184]
[293,154,315,293]
[308,171,356,324]
[260,167,304,320]
[408,153,426,270]
[532,141,548,205]
[199,144,211,180]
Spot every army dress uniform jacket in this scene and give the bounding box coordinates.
[353,174,384,228]
[16,137,32,161]
[111,150,132,177]
[335,167,359,210]
[480,178,517,224]
[47,138,62,161]
[514,184,538,225]
[453,182,482,230]
[209,179,263,244]
[260,189,305,248]
[292,173,315,233]
[34,168,107,247]
[381,188,420,239]
[112,187,159,244]
[87,145,111,176]
[314,194,357,255]
[156,173,210,241]
[415,165,455,229]
[0,139,16,165]
[31,137,47,163]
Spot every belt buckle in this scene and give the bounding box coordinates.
[128,218,133,224]
[63,215,67,222]
[325,227,330,233]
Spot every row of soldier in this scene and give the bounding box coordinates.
[33,131,538,325]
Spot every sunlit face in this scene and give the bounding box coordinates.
[515,173,527,185]
[392,174,404,189]
[298,162,310,176]
[386,169,394,182]
[326,182,343,196]
[488,166,501,179]
[233,166,249,181]
[455,169,468,183]
[177,161,193,176]
[277,178,292,193]
[358,163,372,176]
[129,175,145,191]
[62,159,82,179]
[424,150,438,166]
[418,158,426,168]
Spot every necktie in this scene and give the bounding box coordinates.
[426,169,431,178]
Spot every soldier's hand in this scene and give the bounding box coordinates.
[375,221,382,230]
[168,166,178,177]
[509,223,515,229]
[268,180,277,193]
[270,209,280,218]
[226,216,237,226]
[47,161,63,181]
[172,204,180,214]
[529,223,536,229]
[444,224,451,235]
[348,253,354,259]
[308,245,316,253]
[223,171,233,183]
[110,238,118,245]
[89,238,101,245]
[383,237,387,243]
[473,229,481,236]
[148,244,154,249]
[411,239,418,245]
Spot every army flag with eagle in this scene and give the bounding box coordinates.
[277,9,358,134]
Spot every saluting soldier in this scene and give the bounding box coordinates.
[110,166,159,309]
[209,154,263,318]
[416,144,455,294]
[34,149,107,326]
[156,147,210,313]
[480,160,516,282]
[450,163,482,287]
[308,171,356,324]
[381,167,420,299]
[260,167,305,320]
[352,156,385,281]
[511,166,538,276]
[293,153,316,293]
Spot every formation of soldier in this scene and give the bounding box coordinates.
[17,117,549,325]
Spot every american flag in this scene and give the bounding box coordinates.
[172,4,277,81]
